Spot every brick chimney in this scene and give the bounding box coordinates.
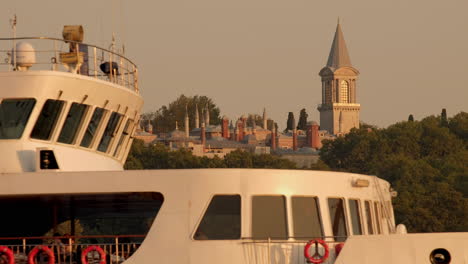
[222,116,229,139]
[237,119,244,142]
[311,121,321,149]
[292,128,298,151]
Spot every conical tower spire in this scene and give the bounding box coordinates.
[326,21,352,68]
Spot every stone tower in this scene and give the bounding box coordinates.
[318,22,360,135]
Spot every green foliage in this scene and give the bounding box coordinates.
[320,112,468,232]
[408,114,414,122]
[297,108,308,130]
[143,95,221,134]
[125,140,296,170]
[285,112,295,132]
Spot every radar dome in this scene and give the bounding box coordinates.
[12,42,36,71]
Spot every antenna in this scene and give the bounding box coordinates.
[10,14,17,70]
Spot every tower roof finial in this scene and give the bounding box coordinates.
[326,21,352,68]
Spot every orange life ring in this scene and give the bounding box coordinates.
[0,246,15,264]
[303,239,329,264]
[28,245,55,264]
[81,245,106,264]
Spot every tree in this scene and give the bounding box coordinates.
[319,111,468,232]
[441,108,448,127]
[297,108,308,130]
[408,114,414,122]
[285,112,295,132]
[144,95,221,134]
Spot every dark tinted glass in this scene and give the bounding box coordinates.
[292,196,323,238]
[31,99,64,140]
[328,198,347,242]
[58,103,88,144]
[194,195,241,240]
[0,99,36,139]
[0,192,163,241]
[348,199,363,235]
[97,112,122,152]
[252,196,287,239]
[80,108,104,148]
[113,119,134,157]
[365,201,374,234]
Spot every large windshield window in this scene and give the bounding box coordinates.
[252,195,287,239]
[58,103,88,144]
[80,107,105,148]
[97,112,122,152]
[0,98,36,139]
[292,196,323,238]
[31,99,64,140]
[194,195,241,240]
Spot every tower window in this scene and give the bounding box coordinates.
[340,80,349,103]
[325,81,332,103]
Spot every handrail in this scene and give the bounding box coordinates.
[0,37,139,93]
[0,37,137,66]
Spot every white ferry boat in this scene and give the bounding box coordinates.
[0,24,466,264]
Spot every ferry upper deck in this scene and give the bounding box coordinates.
[0,26,143,173]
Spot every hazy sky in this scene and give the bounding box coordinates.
[1,0,467,128]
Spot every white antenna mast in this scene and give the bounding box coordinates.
[9,14,17,70]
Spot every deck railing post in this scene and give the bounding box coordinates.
[94,47,98,78]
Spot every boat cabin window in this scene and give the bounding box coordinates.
[348,199,363,235]
[364,201,374,234]
[80,107,105,148]
[194,195,241,240]
[97,112,122,153]
[292,196,323,238]
[328,198,348,242]
[252,195,288,239]
[0,192,163,244]
[58,103,88,144]
[0,98,36,139]
[374,202,381,234]
[31,99,65,140]
[113,119,134,157]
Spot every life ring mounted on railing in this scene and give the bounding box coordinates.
[28,245,55,264]
[0,246,15,264]
[81,245,106,264]
[303,239,329,264]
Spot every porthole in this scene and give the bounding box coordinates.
[430,248,451,264]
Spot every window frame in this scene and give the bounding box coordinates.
[327,197,349,242]
[30,99,66,141]
[79,107,108,150]
[0,98,36,140]
[347,198,363,236]
[364,200,374,235]
[193,194,241,241]
[291,195,324,239]
[56,102,90,145]
[251,195,288,240]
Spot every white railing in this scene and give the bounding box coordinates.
[241,237,346,264]
[0,37,139,93]
[0,235,144,264]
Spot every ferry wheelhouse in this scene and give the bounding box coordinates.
[0,25,465,264]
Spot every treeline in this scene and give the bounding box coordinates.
[320,111,468,232]
[125,140,297,170]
